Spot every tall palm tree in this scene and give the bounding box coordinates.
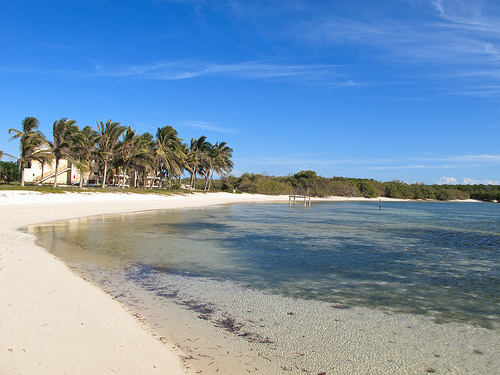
[187,136,210,189]
[132,132,156,188]
[96,120,126,188]
[72,125,98,187]
[204,141,233,191]
[178,142,191,187]
[8,117,48,186]
[214,141,234,174]
[115,127,134,188]
[50,118,78,187]
[115,127,154,188]
[154,126,183,188]
[133,132,155,188]
[203,146,215,191]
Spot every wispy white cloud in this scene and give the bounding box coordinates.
[7,0,500,96]
[370,154,500,171]
[290,1,500,59]
[370,164,458,170]
[180,120,242,134]
[94,60,344,84]
[432,0,500,34]
[286,0,500,95]
[151,1,500,94]
[89,94,121,105]
[87,58,103,71]
[1,58,348,87]
[415,154,500,163]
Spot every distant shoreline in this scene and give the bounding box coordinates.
[0,187,486,207]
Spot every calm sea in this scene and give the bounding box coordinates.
[31,201,500,329]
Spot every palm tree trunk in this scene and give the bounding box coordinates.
[189,164,196,188]
[149,171,155,189]
[204,171,210,191]
[86,171,92,187]
[208,169,215,191]
[101,161,107,188]
[53,159,59,188]
[122,167,127,189]
[20,163,25,187]
[190,166,197,188]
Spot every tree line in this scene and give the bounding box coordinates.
[5,116,233,189]
[3,119,498,202]
[214,171,500,202]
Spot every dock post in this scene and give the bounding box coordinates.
[289,188,311,207]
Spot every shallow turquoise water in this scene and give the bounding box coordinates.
[31,201,500,328]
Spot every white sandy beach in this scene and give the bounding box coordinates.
[0,191,290,375]
[0,190,497,375]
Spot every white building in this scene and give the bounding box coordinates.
[22,158,82,185]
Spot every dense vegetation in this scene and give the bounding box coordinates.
[5,116,233,190]
[211,171,500,202]
[0,161,20,184]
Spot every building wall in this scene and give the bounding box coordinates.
[23,159,81,185]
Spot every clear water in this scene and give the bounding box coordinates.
[31,201,500,329]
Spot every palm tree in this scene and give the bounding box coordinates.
[203,146,215,191]
[8,117,48,186]
[132,132,156,188]
[115,127,134,188]
[204,141,233,191]
[96,120,126,188]
[178,142,191,187]
[115,127,154,188]
[134,132,155,188]
[187,136,210,189]
[33,148,54,183]
[154,126,184,188]
[72,125,98,187]
[50,118,78,187]
[215,141,234,174]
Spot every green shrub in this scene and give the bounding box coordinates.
[0,162,21,184]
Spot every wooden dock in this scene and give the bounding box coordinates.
[289,188,311,206]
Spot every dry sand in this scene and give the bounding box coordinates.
[0,190,288,375]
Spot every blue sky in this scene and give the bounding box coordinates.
[1,0,499,184]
